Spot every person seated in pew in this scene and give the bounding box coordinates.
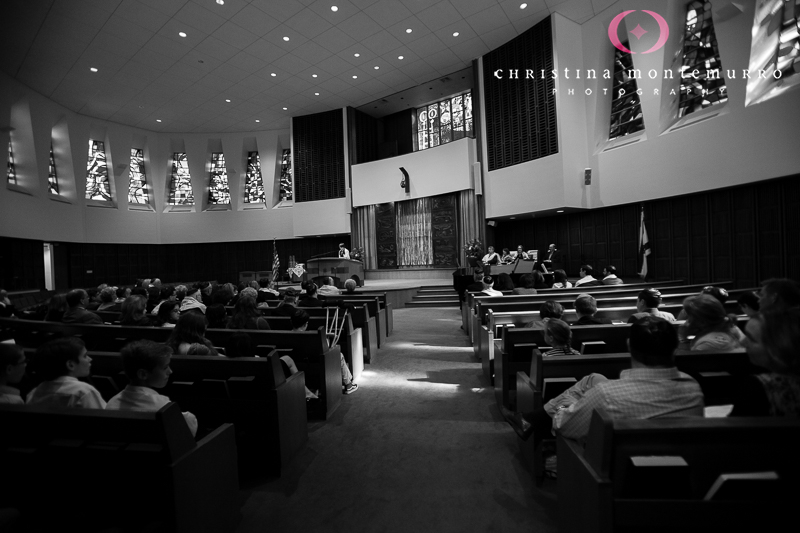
[0,344,26,404]
[495,273,515,291]
[500,248,514,263]
[298,282,323,307]
[119,295,155,327]
[541,318,580,356]
[146,286,161,314]
[317,277,341,297]
[678,294,743,351]
[62,289,103,325]
[154,301,180,328]
[343,279,358,294]
[512,274,536,295]
[26,337,106,409]
[571,294,611,326]
[223,332,256,358]
[0,289,16,318]
[532,270,548,289]
[44,293,68,322]
[179,285,207,317]
[628,288,676,323]
[551,269,572,289]
[758,278,800,312]
[291,310,358,395]
[482,246,501,266]
[227,294,270,330]
[167,314,219,356]
[273,288,300,317]
[601,265,623,285]
[481,276,503,297]
[106,340,198,437]
[737,291,760,318]
[524,300,565,330]
[676,285,729,320]
[96,287,121,312]
[205,304,229,329]
[465,269,485,294]
[732,306,800,417]
[573,265,600,287]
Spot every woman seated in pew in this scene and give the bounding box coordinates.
[43,293,67,322]
[524,300,564,330]
[678,294,743,351]
[96,287,121,312]
[298,282,323,307]
[495,273,515,291]
[0,344,26,404]
[532,270,548,289]
[732,307,800,417]
[541,318,581,356]
[512,273,537,295]
[551,269,572,289]
[205,304,229,329]
[167,314,219,356]
[106,340,198,437]
[227,295,270,330]
[26,337,106,409]
[154,301,180,328]
[120,295,155,327]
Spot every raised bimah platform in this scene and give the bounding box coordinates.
[306,258,364,288]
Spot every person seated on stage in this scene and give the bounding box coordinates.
[573,265,600,287]
[732,306,800,417]
[758,278,800,312]
[481,276,503,296]
[154,301,180,328]
[737,291,760,318]
[119,295,154,327]
[298,281,323,307]
[495,273,515,291]
[542,318,581,356]
[552,269,572,289]
[512,245,530,261]
[0,344,26,404]
[179,285,206,317]
[601,265,623,285]
[482,246,501,265]
[167,314,218,356]
[292,309,355,395]
[678,294,743,351]
[542,243,559,263]
[95,287,120,312]
[512,273,537,295]
[524,300,565,330]
[106,340,198,437]
[227,294,270,330]
[343,278,358,294]
[317,277,341,297]
[62,289,103,325]
[500,248,514,263]
[628,288,676,323]
[338,243,350,259]
[572,294,611,325]
[273,288,300,317]
[26,337,106,409]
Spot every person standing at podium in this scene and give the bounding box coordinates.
[338,243,350,259]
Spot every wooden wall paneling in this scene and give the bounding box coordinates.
[592,211,608,269]
[732,187,757,287]
[710,190,733,281]
[568,215,582,274]
[652,200,672,282]
[669,198,689,283]
[621,206,639,278]
[557,220,570,269]
[606,208,623,272]
[0,237,45,290]
[783,177,800,281]
[579,213,595,267]
[756,181,784,281]
[689,196,710,284]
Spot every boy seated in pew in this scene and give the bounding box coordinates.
[106,340,198,437]
[0,344,26,404]
[291,309,358,395]
[26,337,106,409]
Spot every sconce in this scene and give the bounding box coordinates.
[399,167,410,193]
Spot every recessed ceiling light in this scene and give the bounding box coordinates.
[90,67,98,72]
[352,75,357,79]
[520,3,528,9]
[406,28,412,33]
[314,92,320,95]
[283,107,287,110]
[271,72,277,77]
[225,99,231,102]
[283,36,290,41]
[179,32,187,37]
[216,0,225,4]
[255,119,260,122]
[312,74,318,78]
[398,55,404,60]
[374,65,379,69]
[453,32,459,37]
[331,6,338,12]
[354,53,360,57]
[156,119,162,123]
[556,210,564,213]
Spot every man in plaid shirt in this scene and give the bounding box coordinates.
[551,316,705,443]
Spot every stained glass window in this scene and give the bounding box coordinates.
[279,149,292,202]
[678,1,728,118]
[7,140,16,185]
[413,91,473,151]
[48,143,59,195]
[609,43,645,140]
[86,140,112,201]
[128,148,148,204]
[746,0,800,106]
[169,152,194,205]
[244,151,265,203]
[208,152,230,204]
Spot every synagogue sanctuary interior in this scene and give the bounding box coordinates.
[1,0,799,531]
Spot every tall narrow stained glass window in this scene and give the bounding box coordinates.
[86,140,112,201]
[169,152,194,205]
[746,0,800,106]
[244,151,265,203]
[413,91,473,151]
[208,152,230,204]
[678,1,728,118]
[128,148,148,204]
[7,140,16,185]
[279,149,292,202]
[609,42,645,140]
[48,143,59,195]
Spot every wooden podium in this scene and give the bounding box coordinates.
[306,258,365,288]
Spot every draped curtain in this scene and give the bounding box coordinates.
[396,198,433,266]
[456,189,484,267]
[352,205,377,270]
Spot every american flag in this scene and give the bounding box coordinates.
[638,207,651,279]
[271,238,280,285]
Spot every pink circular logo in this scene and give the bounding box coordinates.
[608,10,670,54]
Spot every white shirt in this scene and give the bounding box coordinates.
[574,275,597,286]
[0,384,23,404]
[482,288,503,296]
[338,247,350,259]
[318,284,341,296]
[107,385,198,437]
[26,376,106,409]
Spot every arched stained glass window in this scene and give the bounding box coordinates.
[609,42,645,140]
[48,142,59,195]
[86,140,112,201]
[169,152,194,205]
[128,148,148,204]
[244,151,265,203]
[413,91,473,151]
[678,1,727,118]
[279,149,292,202]
[208,152,230,204]
[7,140,16,185]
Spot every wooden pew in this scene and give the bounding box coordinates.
[84,351,308,478]
[558,409,798,533]
[321,296,387,348]
[0,402,239,533]
[329,292,393,338]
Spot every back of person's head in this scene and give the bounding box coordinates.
[121,295,147,322]
[147,286,161,302]
[258,278,271,289]
[0,343,25,383]
[303,282,318,297]
[186,343,211,356]
[116,287,128,300]
[174,285,188,301]
[473,269,484,281]
[141,278,152,288]
[187,285,203,300]
[544,318,572,347]
[33,337,86,381]
[554,269,568,284]
[496,273,514,290]
[248,280,260,290]
[98,287,116,304]
[159,285,175,301]
[749,307,800,374]
[291,309,310,330]
[482,276,494,289]
[86,288,99,302]
[682,294,735,334]
[737,291,760,313]
[574,294,597,316]
[760,278,800,311]
[120,340,172,381]
[234,293,259,314]
[580,265,593,277]
[211,285,234,305]
[344,279,357,293]
[171,313,208,344]
[157,301,179,325]
[224,332,255,358]
[519,273,535,289]
[604,265,617,276]
[152,278,162,288]
[539,300,564,320]
[325,277,335,286]
[205,303,227,327]
[239,286,258,301]
[66,289,87,308]
[283,288,299,302]
[701,286,729,304]
[130,287,148,298]
[629,316,678,366]
[532,270,545,287]
[47,293,67,313]
[638,288,662,309]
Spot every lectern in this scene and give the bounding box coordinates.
[306,258,365,288]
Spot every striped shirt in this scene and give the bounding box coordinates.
[542,347,581,357]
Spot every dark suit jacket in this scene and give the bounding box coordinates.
[298,297,323,308]
[272,303,297,317]
[62,307,103,325]
[571,316,611,326]
[602,277,624,285]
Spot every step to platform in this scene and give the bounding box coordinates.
[406,286,460,307]
[406,300,460,308]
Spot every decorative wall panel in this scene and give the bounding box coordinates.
[431,194,458,267]
[375,203,397,269]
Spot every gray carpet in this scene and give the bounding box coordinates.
[236,306,558,533]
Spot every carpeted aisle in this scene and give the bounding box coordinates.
[236,306,558,533]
